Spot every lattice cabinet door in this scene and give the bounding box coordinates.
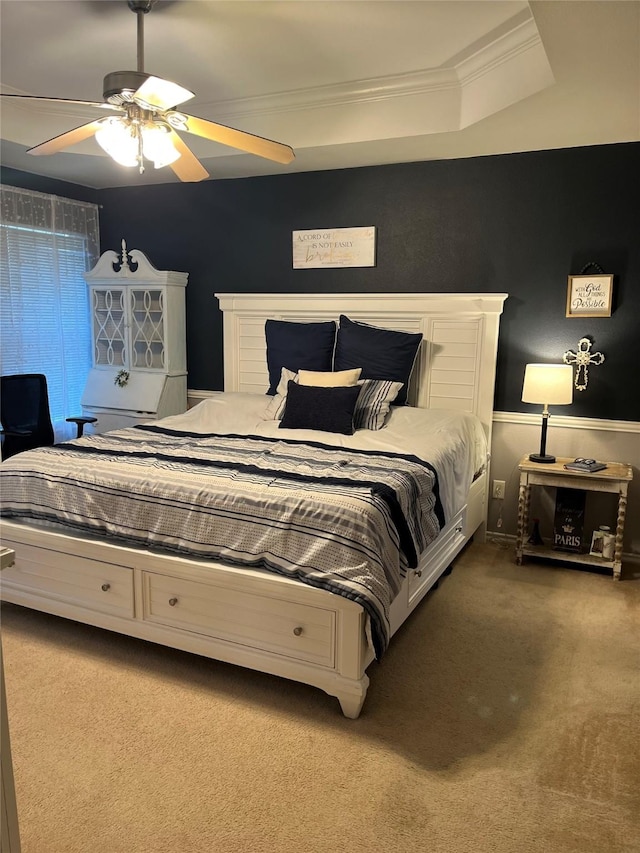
[91,287,128,367]
[129,287,166,370]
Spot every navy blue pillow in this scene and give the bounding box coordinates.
[265,319,336,395]
[279,381,361,435]
[333,315,422,405]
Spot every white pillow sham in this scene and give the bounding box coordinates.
[264,367,298,420]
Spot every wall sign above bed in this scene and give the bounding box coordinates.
[292,227,376,269]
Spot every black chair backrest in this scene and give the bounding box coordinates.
[1,373,55,459]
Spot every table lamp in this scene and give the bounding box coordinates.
[522,363,573,463]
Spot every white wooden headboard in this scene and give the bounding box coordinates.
[215,292,507,446]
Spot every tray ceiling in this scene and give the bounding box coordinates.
[0,1,638,189]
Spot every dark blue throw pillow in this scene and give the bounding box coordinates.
[265,319,336,395]
[333,315,422,405]
[279,381,361,435]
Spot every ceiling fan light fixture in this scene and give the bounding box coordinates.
[95,117,138,167]
[95,115,180,172]
[141,121,181,168]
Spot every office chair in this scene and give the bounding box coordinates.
[0,373,96,460]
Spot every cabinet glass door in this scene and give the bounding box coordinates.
[130,288,165,369]
[92,288,127,366]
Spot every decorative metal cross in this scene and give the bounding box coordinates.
[563,337,605,391]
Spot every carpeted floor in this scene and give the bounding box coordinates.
[1,541,639,853]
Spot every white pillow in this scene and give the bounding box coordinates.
[263,368,298,420]
[298,368,362,387]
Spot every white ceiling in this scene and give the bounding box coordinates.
[0,1,638,189]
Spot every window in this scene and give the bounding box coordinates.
[1,186,100,440]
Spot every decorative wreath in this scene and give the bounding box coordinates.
[114,369,130,388]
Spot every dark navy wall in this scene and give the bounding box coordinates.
[4,143,639,420]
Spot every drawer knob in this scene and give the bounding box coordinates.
[415,570,423,578]
[293,626,303,636]
[101,583,111,592]
[169,597,178,607]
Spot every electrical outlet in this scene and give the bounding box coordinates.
[492,479,506,500]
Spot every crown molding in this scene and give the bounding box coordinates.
[191,10,552,137]
[455,14,543,85]
[1,9,554,159]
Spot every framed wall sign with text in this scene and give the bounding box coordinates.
[292,227,376,269]
[566,273,613,318]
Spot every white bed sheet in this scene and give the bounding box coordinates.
[159,392,487,522]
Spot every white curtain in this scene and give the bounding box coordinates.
[1,185,100,440]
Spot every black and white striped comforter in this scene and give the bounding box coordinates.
[0,424,445,656]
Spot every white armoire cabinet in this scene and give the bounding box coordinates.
[81,240,188,433]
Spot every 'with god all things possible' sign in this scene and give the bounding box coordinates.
[293,227,376,269]
[566,273,613,317]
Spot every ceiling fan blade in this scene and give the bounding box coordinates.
[167,112,295,165]
[133,76,195,111]
[166,130,209,182]
[1,94,121,111]
[28,120,106,156]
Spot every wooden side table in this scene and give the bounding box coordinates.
[515,456,633,580]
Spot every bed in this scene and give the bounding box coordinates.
[0,292,507,717]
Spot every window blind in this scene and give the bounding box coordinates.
[0,186,100,441]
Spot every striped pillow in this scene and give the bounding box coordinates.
[353,379,404,430]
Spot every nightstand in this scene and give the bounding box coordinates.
[515,456,633,580]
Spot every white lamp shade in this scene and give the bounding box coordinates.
[522,363,573,405]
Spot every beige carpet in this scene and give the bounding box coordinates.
[1,541,639,853]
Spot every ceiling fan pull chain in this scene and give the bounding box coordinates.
[137,127,145,175]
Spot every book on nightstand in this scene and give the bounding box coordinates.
[563,458,607,473]
[553,487,586,552]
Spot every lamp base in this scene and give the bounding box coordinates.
[529,452,556,464]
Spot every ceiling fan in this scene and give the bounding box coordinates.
[1,0,295,182]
